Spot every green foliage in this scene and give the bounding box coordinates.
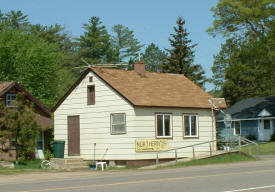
[0,29,63,107]
[0,10,76,108]
[141,43,167,72]
[44,149,54,160]
[207,0,275,38]
[0,10,29,30]
[245,134,257,141]
[163,17,207,87]
[0,94,40,162]
[270,134,275,142]
[209,0,275,105]
[111,24,144,63]
[78,16,112,64]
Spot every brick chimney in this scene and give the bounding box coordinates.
[134,62,146,77]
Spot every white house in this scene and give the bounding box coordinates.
[52,62,226,166]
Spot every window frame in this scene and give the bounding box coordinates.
[264,120,271,130]
[110,113,126,135]
[6,94,17,107]
[234,121,241,135]
[183,113,199,138]
[155,113,173,139]
[87,85,95,105]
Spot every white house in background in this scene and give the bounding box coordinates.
[52,62,226,166]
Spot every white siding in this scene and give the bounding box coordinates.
[133,108,215,159]
[54,71,136,160]
[54,71,215,161]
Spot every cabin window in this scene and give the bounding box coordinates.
[89,76,93,82]
[183,114,198,137]
[156,113,172,138]
[234,121,241,135]
[264,120,270,129]
[111,113,126,134]
[87,85,95,105]
[6,94,16,107]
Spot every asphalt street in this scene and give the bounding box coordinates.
[1,159,275,192]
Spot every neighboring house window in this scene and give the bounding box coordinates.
[183,114,198,137]
[6,94,16,107]
[264,120,271,129]
[156,113,172,138]
[87,85,95,105]
[111,113,126,134]
[234,121,241,135]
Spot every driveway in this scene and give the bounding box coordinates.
[1,159,275,192]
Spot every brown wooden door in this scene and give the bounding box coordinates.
[67,115,80,156]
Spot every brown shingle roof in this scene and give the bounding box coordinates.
[0,81,14,94]
[92,67,226,109]
[52,68,227,111]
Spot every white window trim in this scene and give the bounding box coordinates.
[156,113,173,138]
[183,114,199,138]
[110,113,126,135]
[234,121,241,135]
[6,94,16,107]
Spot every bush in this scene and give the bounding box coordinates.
[245,134,257,141]
[270,134,275,141]
[44,149,54,160]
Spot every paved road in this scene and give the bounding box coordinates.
[1,160,275,192]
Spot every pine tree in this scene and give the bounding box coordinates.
[111,24,143,63]
[78,16,112,64]
[141,43,167,72]
[163,17,206,87]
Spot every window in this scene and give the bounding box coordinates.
[6,94,16,107]
[264,120,270,129]
[234,121,241,135]
[184,114,198,137]
[87,85,95,105]
[111,113,126,134]
[89,76,93,82]
[156,114,172,138]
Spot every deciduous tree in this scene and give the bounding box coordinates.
[0,94,40,163]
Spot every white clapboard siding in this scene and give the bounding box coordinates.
[133,107,215,160]
[54,70,215,161]
[54,71,136,160]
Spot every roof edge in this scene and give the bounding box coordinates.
[0,82,51,116]
[51,68,91,112]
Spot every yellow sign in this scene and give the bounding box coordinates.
[135,139,168,152]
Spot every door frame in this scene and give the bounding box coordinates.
[67,115,80,156]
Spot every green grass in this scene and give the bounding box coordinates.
[0,160,50,175]
[161,153,256,169]
[241,142,275,155]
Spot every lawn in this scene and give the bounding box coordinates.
[161,153,256,169]
[241,142,275,155]
[0,160,49,174]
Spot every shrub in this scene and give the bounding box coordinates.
[270,134,275,141]
[44,149,54,160]
[245,134,257,141]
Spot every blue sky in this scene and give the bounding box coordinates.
[2,0,224,90]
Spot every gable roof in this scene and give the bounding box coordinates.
[216,96,275,121]
[52,67,227,112]
[0,81,51,117]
